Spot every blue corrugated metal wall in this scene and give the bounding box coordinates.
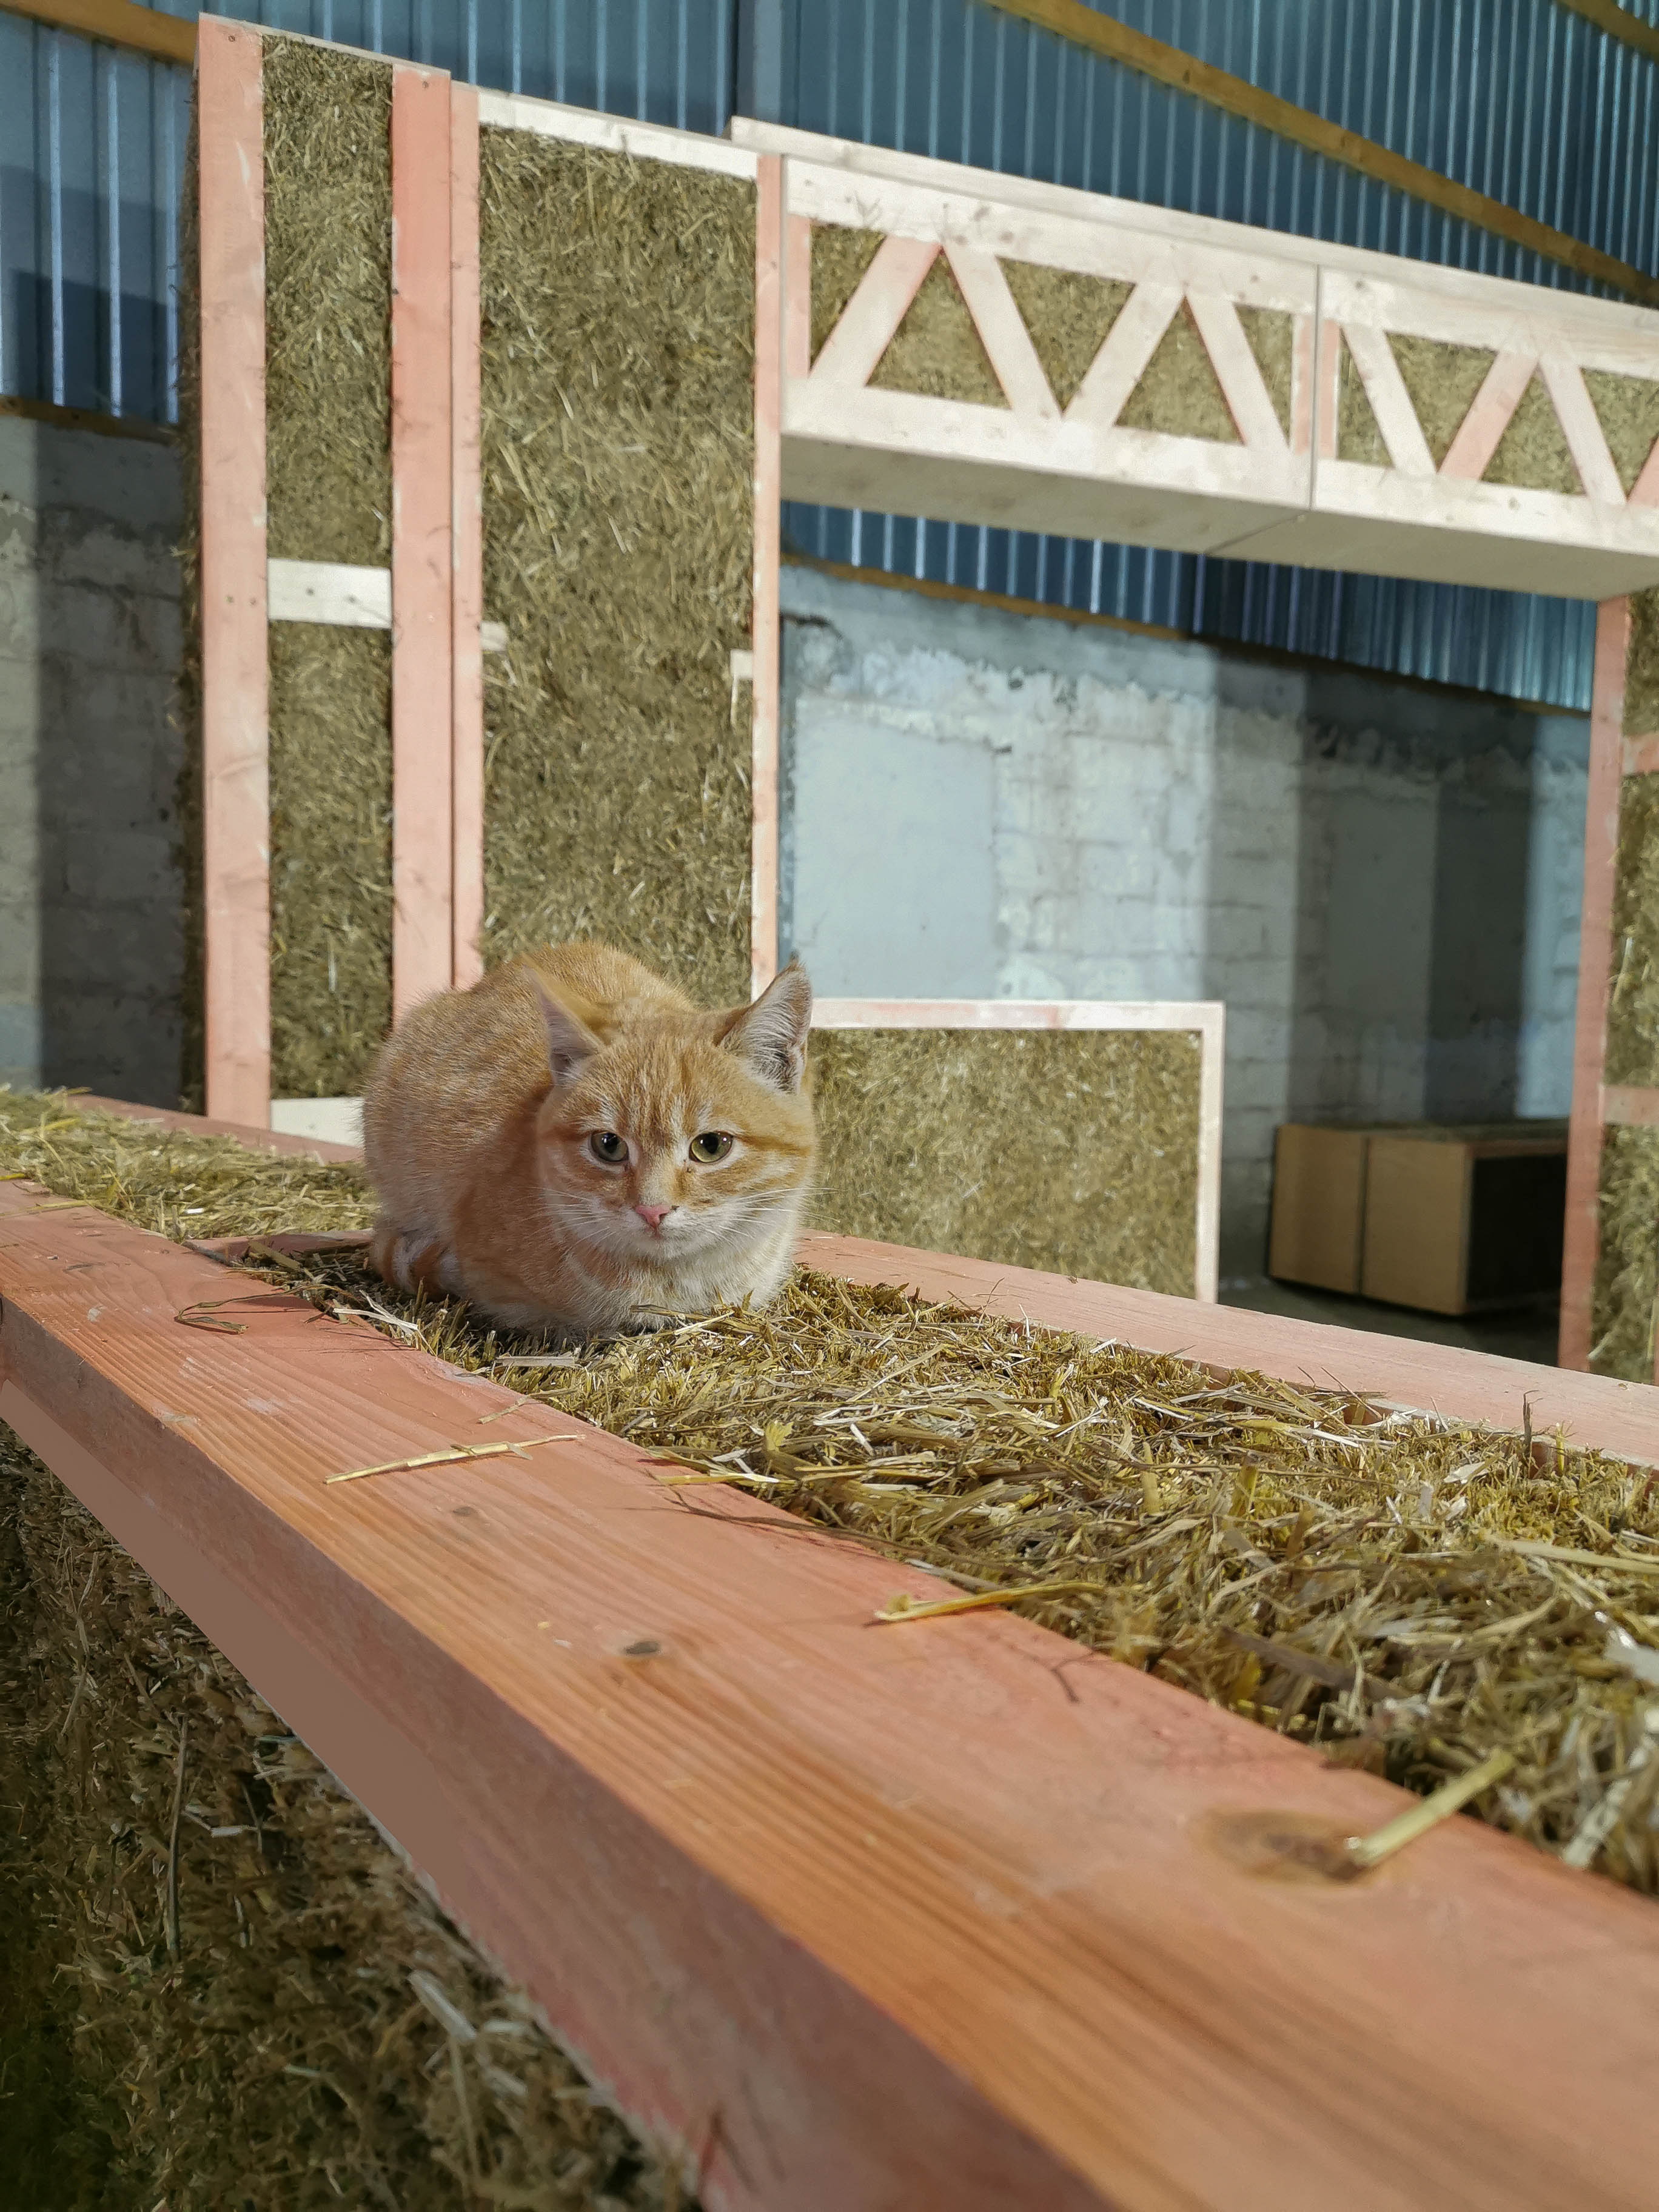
[5,0,1658,707]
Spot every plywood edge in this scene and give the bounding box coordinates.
[4,1187,1659,2210]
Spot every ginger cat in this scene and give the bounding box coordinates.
[361,943,816,1339]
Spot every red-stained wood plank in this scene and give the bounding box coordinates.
[750,154,783,996]
[1560,598,1631,1370]
[390,65,456,1017]
[4,1187,1659,2212]
[196,18,270,1127]
[797,1231,1659,1469]
[449,79,484,991]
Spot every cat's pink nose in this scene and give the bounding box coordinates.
[635,1202,672,1231]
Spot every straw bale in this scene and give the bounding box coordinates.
[870,256,1007,406]
[809,223,883,361]
[1333,336,1389,464]
[268,626,393,1098]
[1484,372,1581,496]
[1387,335,1493,466]
[1586,369,1659,495]
[1604,769,1659,1089]
[1118,303,1238,442]
[808,1028,1200,1295]
[261,37,395,1095]
[1627,585,1659,739]
[7,1092,1659,1902]
[262,36,391,567]
[1000,260,1130,412]
[0,1427,686,2211]
[478,132,753,1007]
[1590,1124,1659,1382]
[1236,306,1294,438]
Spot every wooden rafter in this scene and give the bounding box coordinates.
[0,0,195,64]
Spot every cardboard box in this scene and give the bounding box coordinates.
[1269,1123,1567,1315]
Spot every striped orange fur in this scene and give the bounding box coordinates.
[362,943,816,1339]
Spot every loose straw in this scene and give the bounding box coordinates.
[1346,1748,1515,1872]
[326,1436,580,1486]
[873,1577,1097,1624]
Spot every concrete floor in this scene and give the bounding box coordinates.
[1221,1276,1560,1368]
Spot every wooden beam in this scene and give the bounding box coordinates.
[0,0,195,65]
[389,65,457,1019]
[5,1188,1659,2210]
[0,391,175,444]
[750,153,784,996]
[1552,0,1659,71]
[449,80,485,991]
[1560,597,1632,1370]
[982,0,1659,310]
[1603,1083,1659,1127]
[197,16,270,1128]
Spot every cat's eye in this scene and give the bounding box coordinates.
[689,1131,733,1164]
[588,1130,628,1165]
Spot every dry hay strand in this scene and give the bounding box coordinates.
[809,224,883,361]
[1484,371,1581,497]
[1236,306,1294,437]
[1586,369,1659,497]
[868,256,1007,406]
[7,1095,1659,1902]
[478,132,753,1008]
[262,35,391,566]
[0,1429,688,2212]
[1590,1122,1659,1384]
[1117,302,1239,443]
[1604,769,1659,1090]
[1000,261,1130,413]
[268,626,394,1098]
[808,1028,1201,1296]
[1627,585,1659,740]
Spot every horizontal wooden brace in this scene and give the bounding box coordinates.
[1603,1084,1659,1128]
[266,560,506,650]
[4,1181,1659,2211]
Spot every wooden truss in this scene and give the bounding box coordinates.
[739,119,1659,601]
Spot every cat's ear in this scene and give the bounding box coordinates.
[715,959,813,1093]
[535,984,601,1086]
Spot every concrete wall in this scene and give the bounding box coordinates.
[0,414,183,1104]
[780,565,1589,1279]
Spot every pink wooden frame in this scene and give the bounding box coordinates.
[389,67,457,1018]
[449,81,484,990]
[197,17,269,1125]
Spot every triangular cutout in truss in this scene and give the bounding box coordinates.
[1584,369,1659,496]
[871,256,1008,407]
[810,224,885,364]
[1388,334,1496,467]
[1484,372,1583,496]
[1118,303,1239,443]
[999,259,1131,412]
[1335,335,1389,466]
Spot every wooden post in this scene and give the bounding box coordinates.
[1560,597,1631,1370]
[198,18,270,1127]
[390,67,457,1018]
[449,81,484,991]
[749,153,783,997]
